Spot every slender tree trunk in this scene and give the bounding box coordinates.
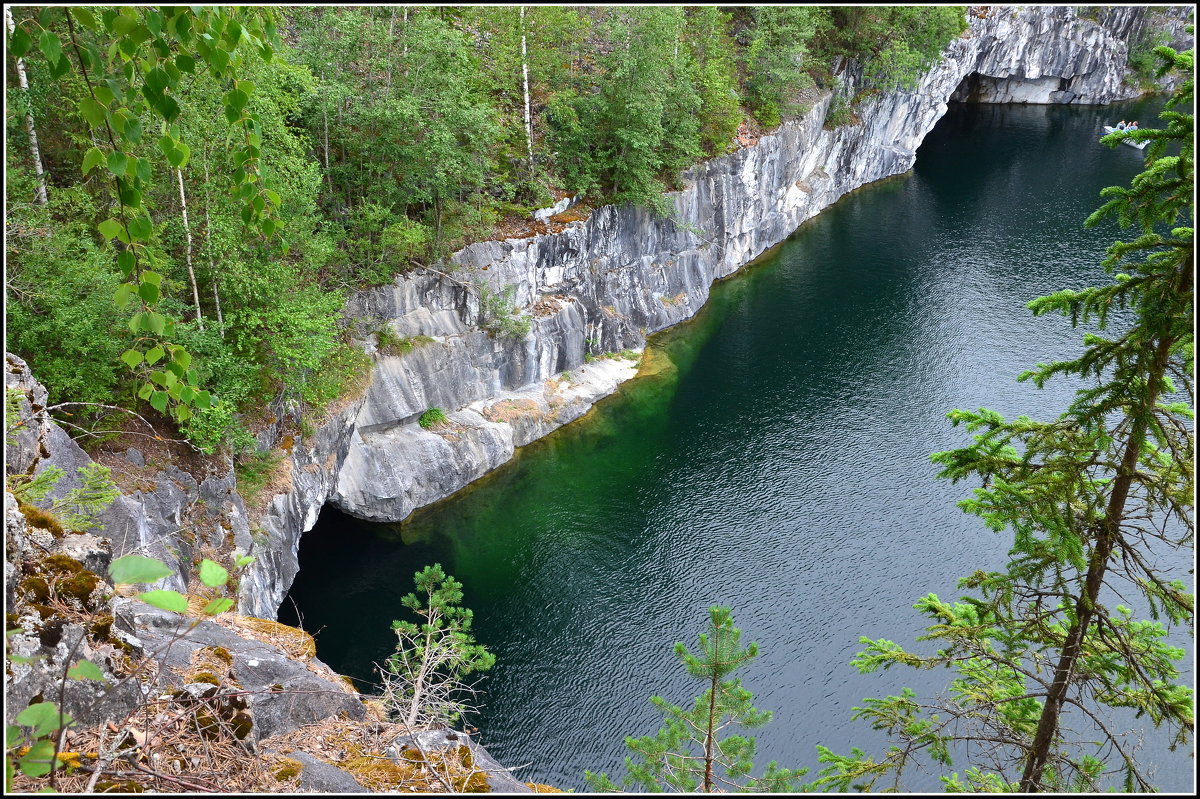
[403,8,409,57]
[703,623,720,792]
[405,606,440,728]
[386,7,396,91]
[175,167,204,331]
[7,7,48,205]
[1018,328,1179,791]
[520,7,534,175]
[322,105,332,196]
[201,149,225,338]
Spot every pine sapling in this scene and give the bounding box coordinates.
[587,606,808,792]
[380,564,495,729]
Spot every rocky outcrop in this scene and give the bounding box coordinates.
[238,393,366,618]
[326,5,1192,534]
[108,598,366,742]
[4,493,146,727]
[392,729,533,793]
[949,6,1152,104]
[4,353,254,599]
[277,751,370,792]
[3,485,527,793]
[3,479,363,742]
[330,350,638,523]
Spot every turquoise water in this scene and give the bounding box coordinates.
[281,96,1191,791]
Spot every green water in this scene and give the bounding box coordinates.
[281,97,1191,790]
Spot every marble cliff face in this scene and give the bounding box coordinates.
[5,7,1191,620]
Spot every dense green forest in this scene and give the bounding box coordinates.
[5,5,966,454]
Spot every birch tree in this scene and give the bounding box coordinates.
[175,167,203,331]
[200,144,224,338]
[520,6,534,174]
[6,6,49,205]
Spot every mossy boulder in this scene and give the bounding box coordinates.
[111,599,365,742]
[390,729,532,793]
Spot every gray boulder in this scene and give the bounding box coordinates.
[390,728,532,793]
[286,751,370,793]
[111,599,365,742]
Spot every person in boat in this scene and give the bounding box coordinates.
[1116,120,1127,130]
[1128,121,1138,130]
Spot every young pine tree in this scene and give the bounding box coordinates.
[380,564,495,730]
[586,606,808,792]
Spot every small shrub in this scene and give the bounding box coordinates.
[823,92,854,130]
[182,400,256,456]
[478,284,532,341]
[1127,29,1172,88]
[235,451,284,505]
[380,216,431,266]
[377,326,412,355]
[753,101,782,131]
[418,408,449,430]
[249,526,271,548]
[53,464,120,534]
[300,344,373,414]
[8,464,120,534]
[378,328,436,357]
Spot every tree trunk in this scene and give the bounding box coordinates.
[520,6,534,175]
[1018,329,1178,791]
[175,167,204,331]
[7,7,48,205]
[386,7,396,90]
[322,106,332,196]
[703,623,720,792]
[405,627,435,728]
[201,149,225,338]
[405,606,440,729]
